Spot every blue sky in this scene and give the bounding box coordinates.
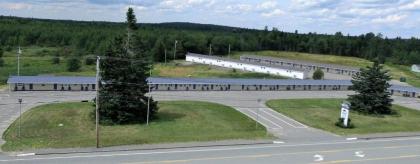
[1,0,420,38]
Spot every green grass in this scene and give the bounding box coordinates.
[233,51,420,87]
[232,51,373,68]
[266,99,420,136]
[0,46,95,84]
[2,101,268,151]
[152,61,287,79]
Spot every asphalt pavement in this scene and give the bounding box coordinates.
[2,136,420,163]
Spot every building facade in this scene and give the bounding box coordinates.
[412,65,420,73]
[240,55,360,76]
[186,53,309,79]
[7,76,420,98]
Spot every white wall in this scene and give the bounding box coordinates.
[186,55,307,79]
[412,65,420,73]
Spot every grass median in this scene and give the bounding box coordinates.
[266,99,420,136]
[2,101,268,151]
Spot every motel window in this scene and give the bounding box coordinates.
[54,84,57,90]
[92,84,96,90]
[29,84,33,90]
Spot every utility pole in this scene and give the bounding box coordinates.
[164,49,167,64]
[209,44,212,56]
[95,56,100,148]
[228,44,231,58]
[18,98,22,138]
[147,66,151,125]
[173,40,178,60]
[17,46,21,76]
[256,99,261,129]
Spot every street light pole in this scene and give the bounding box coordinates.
[173,40,178,60]
[95,56,100,148]
[256,99,261,129]
[209,44,212,56]
[18,98,22,138]
[17,46,21,76]
[147,67,151,125]
[228,44,231,58]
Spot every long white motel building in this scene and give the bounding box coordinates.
[186,53,310,79]
[7,76,420,98]
[240,55,361,76]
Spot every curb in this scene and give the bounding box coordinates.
[30,140,274,156]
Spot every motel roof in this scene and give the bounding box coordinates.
[7,76,420,93]
[186,53,308,72]
[7,76,96,85]
[240,54,361,71]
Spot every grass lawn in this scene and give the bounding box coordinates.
[152,61,287,79]
[233,51,420,87]
[266,99,420,136]
[2,101,268,151]
[0,46,95,85]
[232,51,373,68]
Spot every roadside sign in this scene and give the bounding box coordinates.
[341,103,350,127]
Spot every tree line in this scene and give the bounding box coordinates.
[1,16,419,65]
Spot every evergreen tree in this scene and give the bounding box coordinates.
[98,8,157,124]
[312,68,324,80]
[0,47,4,67]
[152,38,166,62]
[66,57,81,72]
[348,62,394,115]
[52,54,60,64]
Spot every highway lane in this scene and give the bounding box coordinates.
[2,137,420,163]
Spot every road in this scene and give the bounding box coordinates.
[2,136,420,163]
[1,91,420,144]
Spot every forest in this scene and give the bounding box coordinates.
[0,15,419,65]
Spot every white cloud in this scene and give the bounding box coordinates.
[372,14,407,23]
[0,2,32,10]
[261,9,285,17]
[400,0,420,10]
[257,1,278,10]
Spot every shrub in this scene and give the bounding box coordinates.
[52,56,60,64]
[335,118,355,129]
[85,56,96,65]
[313,68,324,80]
[67,57,81,72]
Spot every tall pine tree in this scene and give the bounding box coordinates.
[348,62,394,115]
[98,8,157,124]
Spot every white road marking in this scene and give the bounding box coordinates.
[314,154,324,162]
[245,109,283,129]
[2,137,420,162]
[273,141,285,144]
[263,108,308,128]
[16,153,35,157]
[236,108,271,128]
[355,151,365,158]
[260,109,305,128]
[346,138,358,141]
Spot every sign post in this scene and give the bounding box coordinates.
[340,102,350,127]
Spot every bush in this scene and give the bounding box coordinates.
[400,77,406,82]
[85,56,96,65]
[335,118,355,129]
[52,56,60,64]
[313,68,324,80]
[67,57,81,72]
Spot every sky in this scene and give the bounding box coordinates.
[0,0,420,38]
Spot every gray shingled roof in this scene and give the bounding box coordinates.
[7,76,420,93]
[186,53,308,72]
[148,77,352,86]
[241,54,360,71]
[7,76,96,84]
